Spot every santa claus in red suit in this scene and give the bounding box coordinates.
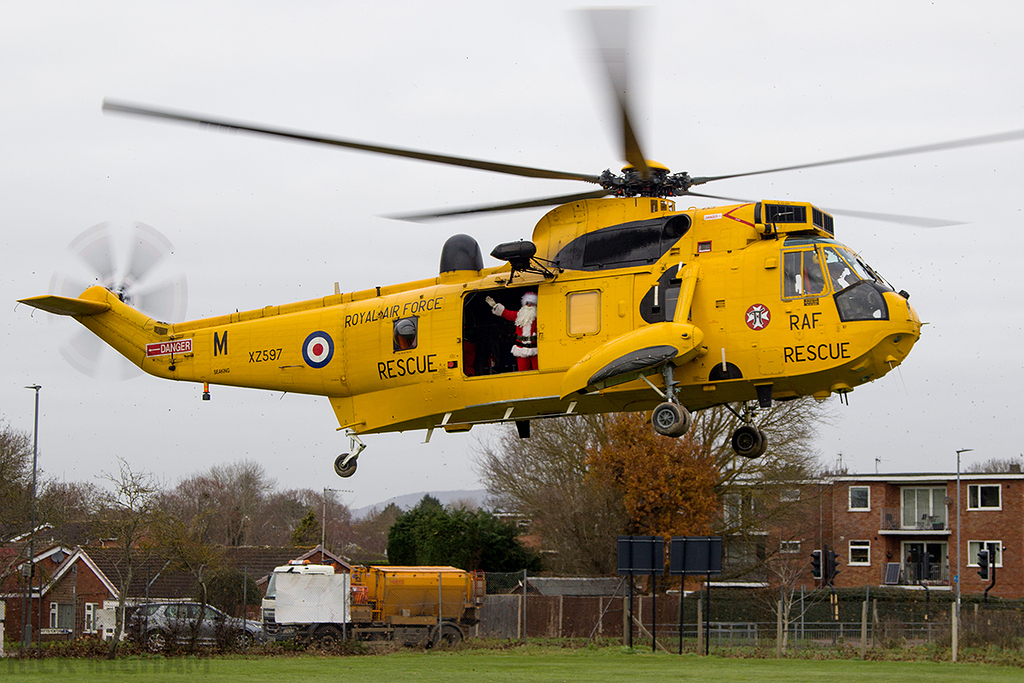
[485,291,538,371]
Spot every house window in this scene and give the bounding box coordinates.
[84,603,98,633]
[968,541,1003,567]
[849,540,870,566]
[722,492,760,529]
[849,486,870,510]
[780,489,801,503]
[901,487,947,528]
[780,540,801,554]
[968,484,1001,510]
[49,602,74,630]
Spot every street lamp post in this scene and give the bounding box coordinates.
[22,385,41,650]
[955,448,973,614]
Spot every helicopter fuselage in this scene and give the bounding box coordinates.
[25,197,920,441]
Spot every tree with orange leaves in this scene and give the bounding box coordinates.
[588,413,719,539]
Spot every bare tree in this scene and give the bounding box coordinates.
[95,457,159,659]
[475,416,627,574]
[348,503,402,562]
[0,422,33,530]
[476,398,829,576]
[152,509,225,651]
[159,459,275,546]
[964,456,1024,474]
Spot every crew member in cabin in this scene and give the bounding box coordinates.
[485,291,538,371]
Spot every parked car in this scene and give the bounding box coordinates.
[128,601,263,652]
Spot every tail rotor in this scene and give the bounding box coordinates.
[48,221,187,379]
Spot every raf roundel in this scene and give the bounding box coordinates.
[302,331,334,369]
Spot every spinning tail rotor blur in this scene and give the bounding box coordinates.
[48,221,187,379]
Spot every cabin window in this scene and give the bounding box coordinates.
[567,290,601,336]
[640,265,682,323]
[822,246,861,291]
[554,215,690,271]
[393,316,418,352]
[834,281,889,321]
[782,249,826,298]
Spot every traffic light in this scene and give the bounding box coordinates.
[977,548,990,580]
[826,549,841,586]
[810,549,822,579]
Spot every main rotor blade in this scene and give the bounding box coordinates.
[584,8,650,178]
[820,207,963,228]
[103,99,602,184]
[691,128,1024,185]
[390,189,612,221]
[685,192,960,227]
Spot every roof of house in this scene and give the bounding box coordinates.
[832,472,1024,483]
[526,577,626,597]
[83,544,350,600]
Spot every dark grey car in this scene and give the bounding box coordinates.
[129,602,263,652]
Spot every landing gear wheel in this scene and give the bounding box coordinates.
[731,425,765,458]
[334,453,357,478]
[652,402,691,438]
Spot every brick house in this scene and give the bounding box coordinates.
[827,472,1023,599]
[0,545,111,642]
[721,470,1023,599]
[2,543,349,643]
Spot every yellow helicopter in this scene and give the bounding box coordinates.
[18,10,1024,478]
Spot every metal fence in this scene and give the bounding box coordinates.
[478,573,1024,652]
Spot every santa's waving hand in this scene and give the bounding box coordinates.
[485,292,538,371]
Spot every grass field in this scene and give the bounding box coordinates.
[3,647,1022,683]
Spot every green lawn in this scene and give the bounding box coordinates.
[3,648,1021,683]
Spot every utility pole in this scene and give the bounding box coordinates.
[321,488,351,554]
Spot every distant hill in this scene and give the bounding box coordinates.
[352,489,488,519]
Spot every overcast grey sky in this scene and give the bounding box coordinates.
[3,1,1023,509]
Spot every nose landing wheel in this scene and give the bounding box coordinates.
[652,401,692,437]
[651,364,692,438]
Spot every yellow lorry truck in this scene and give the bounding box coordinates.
[261,561,485,646]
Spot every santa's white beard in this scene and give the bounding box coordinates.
[515,305,536,330]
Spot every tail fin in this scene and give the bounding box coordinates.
[20,286,167,372]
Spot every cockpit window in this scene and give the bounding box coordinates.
[783,250,826,298]
[822,246,861,291]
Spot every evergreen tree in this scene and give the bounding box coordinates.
[386,496,540,571]
[290,507,320,546]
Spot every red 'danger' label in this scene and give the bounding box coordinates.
[145,339,193,357]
